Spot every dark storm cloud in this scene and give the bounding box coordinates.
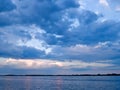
[0,0,80,58]
[0,0,16,12]
[0,0,119,62]
[0,0,79,25]
[48,20,120,46]
[68,9,99,24]
[0,25,47,59]
[0,41,45,59]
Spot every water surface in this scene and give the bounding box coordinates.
[0,76,120,90]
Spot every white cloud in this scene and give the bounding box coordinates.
[0,58,62,69]
[94,41,110,48]
[17,37,52,54]
[0,24,52,55]
[27,24,46,38]
[69,18,80,31]
[58,41,120,60]
[62,61,112,69]
[53,34,63,38]
[68,44,91,53]
[14,24,52,54]
[0,24,46,44]
[99,0,109,7]
[78,0,86,9]
[115,6,120,12]
[0,58,113,69]
[62,14,80,32]
[67,41,119,53]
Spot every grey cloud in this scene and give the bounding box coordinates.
[0,0,16,12]
[0,0,120,62]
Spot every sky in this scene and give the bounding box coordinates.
[0,0,120,75]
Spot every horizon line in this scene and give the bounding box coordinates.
[0,73,120,76]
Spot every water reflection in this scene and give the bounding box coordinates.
[4,76,12,90]
[24,76,31,90]
[56,76,63,90]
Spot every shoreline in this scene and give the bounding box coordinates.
[0,74,120,76]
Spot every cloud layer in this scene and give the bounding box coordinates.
[0,0,120,74]
[0,58,115,74]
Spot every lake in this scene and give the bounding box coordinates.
[0,76,120,90]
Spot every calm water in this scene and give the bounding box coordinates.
[0,76,120,90]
